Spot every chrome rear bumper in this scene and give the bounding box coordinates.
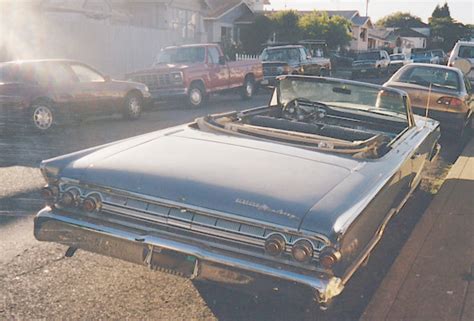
[34,208,343,306]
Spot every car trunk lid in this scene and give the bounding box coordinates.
[58,129,356,230]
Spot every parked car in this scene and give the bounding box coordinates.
[389,53,412,73]
[430,49,448,65]
[260,45,331,86]
[351,50,390,78]
[0,59,150,132]
[410,51,437,64]
[127,44,263,108]
[448,41,474,85]
[329,51,354,70]
[385,63,473,136]
[35,75,440,310]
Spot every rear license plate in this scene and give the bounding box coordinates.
[145,246,197,277]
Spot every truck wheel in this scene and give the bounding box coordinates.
[188,83,207,108]
[240,77,255,100]
[123,92,142,120]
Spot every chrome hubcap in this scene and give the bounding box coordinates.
[33,106,53,130]
[129,97,141,115]
[190,89,202,105]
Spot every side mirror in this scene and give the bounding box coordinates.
[104,75,111,82]
[218,56,226,65]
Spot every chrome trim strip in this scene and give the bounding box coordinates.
[58,179,331,246]
[35,208,342,303]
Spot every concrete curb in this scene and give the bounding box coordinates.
[360,138,474,321]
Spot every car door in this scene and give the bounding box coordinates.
[43,62,83,116]
[207,46,230,91]
[68,63,111,115]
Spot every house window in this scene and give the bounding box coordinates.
[360,29,367,42]
[221,26,232,43]
[170,8,200,40]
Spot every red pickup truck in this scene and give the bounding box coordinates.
[127,44,263,107]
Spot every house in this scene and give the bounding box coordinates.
[203,0,257,44]
[368,28,393,49]
[368,27,428,51]
[244,0,271,12]
[390,27,428,49]
[266,10,373,52]
[1,0,259,75]
[324,11,373,52]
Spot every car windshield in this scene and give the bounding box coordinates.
[393,65,460,91]
[411,52,429,58]
[155,47,205,64]
[277,77,408,120]
[356,52,380,60]
[261,48,300,62]
[390,55,405,61]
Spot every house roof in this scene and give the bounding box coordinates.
[368,28,392,40]
[352,15,370,27]
[234,9,256,24]
[325,10,358,20]
[204,0,250,19]
[392,27,428,38]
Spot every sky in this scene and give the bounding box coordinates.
[266,0,474,24]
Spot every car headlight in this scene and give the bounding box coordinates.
[144,85,149,92]
[171,72,183,84]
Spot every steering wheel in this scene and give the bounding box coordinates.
[282,98,328,122]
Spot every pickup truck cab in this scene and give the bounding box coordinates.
[260,45,331,86]
[127,44,263,107]
[351,50,390,79]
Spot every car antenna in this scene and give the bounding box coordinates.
[424,82,433,125]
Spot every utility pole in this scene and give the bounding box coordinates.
[365,0,369,16]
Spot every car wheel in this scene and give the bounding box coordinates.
[240,77,255,100]
[31,103,55,132]
[188,83,207,108]
[123,93,142,120]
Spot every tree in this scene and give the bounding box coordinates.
[432,3,450,19]
[325,15,352,49]
[429,3,470,51]
[240,15,273,54]
[270,10,301,42]
[298,11,328,40]
[298,11,351,50]
[376,12,425,28]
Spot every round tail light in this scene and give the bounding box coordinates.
[319,247,341,269]
[265,234,286,256]
[292,240,313,263]
[41,186,59,200]
[60,189,80,207]
[82,195,101,212]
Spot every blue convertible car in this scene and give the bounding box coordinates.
[34,76,440,309]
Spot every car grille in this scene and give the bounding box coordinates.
[133,74,172,91]
[263,66,284,77]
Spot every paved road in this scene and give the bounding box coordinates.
[0,80,466,320]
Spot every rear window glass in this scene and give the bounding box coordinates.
[459,46,474,59]
[394,66,460,91]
